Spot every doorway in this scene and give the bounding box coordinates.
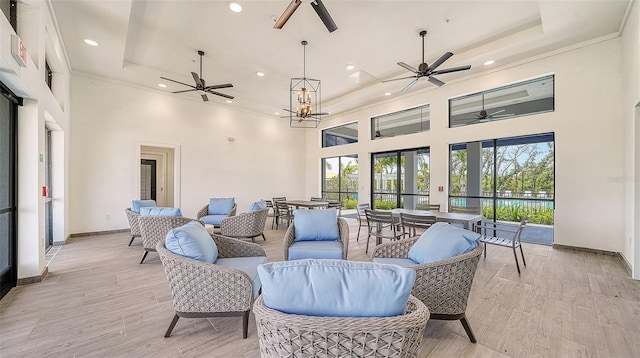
[137,144,179,208]
[44,129,53,250]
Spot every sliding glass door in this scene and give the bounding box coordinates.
[0,86,18,299]
[372,148,430,209]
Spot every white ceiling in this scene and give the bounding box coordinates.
[49,0,631,118]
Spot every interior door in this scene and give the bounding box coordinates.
[140,159,157,202]
[0,87,17,299]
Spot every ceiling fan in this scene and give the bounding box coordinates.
[462,96,514,124]
[383,30,471,92]
[160,50,233,102]
[273,0,338,33]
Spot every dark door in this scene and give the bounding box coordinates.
[140,159,157,201]
[44,130,52,250]
[0,84,18,300]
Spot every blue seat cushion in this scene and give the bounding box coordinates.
[247,200,267,213]
[140,207,182,217]
[288,241,343,260]
[216,256,267,299]
[293,208,339,241]
[372,257,418,267]
[199,215,228,226]
[165,221,218,263]
[208,198,235,215]
[408,222,480,264]
[131,199,156,213]
[258,259,416,317]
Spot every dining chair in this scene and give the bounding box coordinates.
[400,212,437,238]
[264,200,277,229]
[271,197,287,229]
[477,216,529,274]
[355,203,370,242]
[364,209,404,254]
[274,200,292,229]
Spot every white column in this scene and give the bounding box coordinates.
[404,151,417,209]
[467,142,483,208]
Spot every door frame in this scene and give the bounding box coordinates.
[135,143,180,208]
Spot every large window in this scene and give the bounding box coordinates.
[371,148,430,209]
[322,122,358,148]
[449,75,554,128]
[449,133,555,244]
[371,104,429,140]
[322,155,358,209]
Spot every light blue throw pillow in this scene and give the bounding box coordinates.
[165,221,218,263]
[140,207,182,217]
[408,222,480,264]
[131,199,156,213]
[247,200,267,213]
[208,198,235,215]
[258,259,415,317]
[293,208,339,241]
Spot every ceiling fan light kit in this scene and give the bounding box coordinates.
[160,50,234,102]
[383,30,471,91]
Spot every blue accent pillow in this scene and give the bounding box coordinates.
[258,259,415,317]
[293,208,339,241]
[165,221,218,263]
[140,207,182,217]
[247,200,267,213]
[408,222,480,264]
[208,198,235,215]
[131,199,156,213]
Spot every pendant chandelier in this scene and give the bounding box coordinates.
[287,40,327,128]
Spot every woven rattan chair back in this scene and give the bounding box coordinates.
[125,208,141,246]
[253,295,428,358]
[220,208,269,242]
[283,217,350,260]
[400,212,437,238]
[478,216,529,274]
[138,216,197,264]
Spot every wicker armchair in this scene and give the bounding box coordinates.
[283,218,350,260]
[372,238,484,343]
[138,216,198,264]
[125,208,141,246]
[156,234,266,339]
[220,208,269,242]
[253,294,428,357]
[197,203,237,227]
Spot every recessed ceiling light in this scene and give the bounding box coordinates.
[229,2,242,12]
[274,112,280,115]
[158,83,167,88]
[256,71,265,77]
[345,64,355,70]
[384,92,391,96]
[226,100,233,103]
[483,59,495,66]
[84,39,98,46]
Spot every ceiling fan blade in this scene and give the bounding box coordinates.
[310,0,338,33]
[160,76,194,88]
[273,0,302,29]
[205,90,234,100]
[430,65,472,75]
[427,76,445,87]
[172,89,198,94]
[397,62,419,74]
[428,52,453,72]
[488,109,506,117]
[201,94,209,102]
[191,72,203,87]
[381,75,418,83]
[310,112,329,116]
[401,79,418,92]
[282,108,295,113]
[203,83,233,90]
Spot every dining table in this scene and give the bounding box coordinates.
[389,208,482,231]
[284,200,330,209]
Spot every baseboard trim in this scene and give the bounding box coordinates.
[552,243,618,256]
[618,253,633,277]
[70,228,129,238]
[17,266,48,286]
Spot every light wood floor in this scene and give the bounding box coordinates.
[1,219,639,357]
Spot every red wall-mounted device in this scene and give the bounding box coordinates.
[42,186,47,197]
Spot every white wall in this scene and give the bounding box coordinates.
[307,37,626,254]
[0,0,71,280]
[69,75,307,234]
[621,1,640,277]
